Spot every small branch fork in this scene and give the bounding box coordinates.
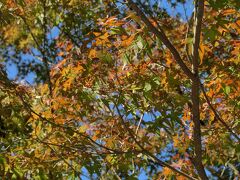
[112,100,197,180]
[126,0,195,81]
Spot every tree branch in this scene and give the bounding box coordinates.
[192,0,204,72]
[126,0,195,80]
[199,82,240,141]
[112,100,196,180]
[36,136,80,175]
[17,93,129,155]
[41,0,53,97]
[191,0,208,179]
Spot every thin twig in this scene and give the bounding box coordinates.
[36,136,80,175]
[135,114,143,135]
[113,100,196,180]
[41,0,53,97]
[17,93,130,155]
[126,0,195,80]
[199,82,240,141]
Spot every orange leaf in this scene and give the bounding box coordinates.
[93,32,101,36]
[166,51,173,67]
[162,167,172,176]
[73,65,83,72]
[66,43,73,52]
[58,51,64,56]
[88,49,97,58]
[222,9,236,16]
[55,118,65,124]
[121,34,135,47]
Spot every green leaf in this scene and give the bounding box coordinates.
[110,27,126,35]
[225,86,231,95]
[144,82,151,92]
[204,28,219,42]
[136,36,146,50]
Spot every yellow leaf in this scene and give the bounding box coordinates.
[73,64,84,72]
[173,136,179,147]
[106,139,114,148]
[31,112,39,120]
[58,51,64,56]
[121,34,135,47]
[100,32,109,40]
[222,9,236,16]
[166,51,173,67]
[66,43,73,52]
[4,25,20,44]
[88,49,97,58]
[55,118,65,124]
[34,149,42,158]
[43,148,51,158]
[42,111,52,119]
[63,76,75,91]
[93,32,101,36]
[106,155,114,163]
[79,124,88,133]
[182,109,191,121]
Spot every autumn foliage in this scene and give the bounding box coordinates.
[0,0,239,179]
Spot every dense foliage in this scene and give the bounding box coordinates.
[0,0,239,179]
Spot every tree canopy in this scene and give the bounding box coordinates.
[0,0,239,179]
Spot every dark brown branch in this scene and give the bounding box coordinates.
[36,136,80,174]
[126,0,195,80]
[191,0,208,179]
[19,13,53,96]
[191,77,207,179]
[192,0,204,72]
[126,1,206,178]
[41,0,53,97]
